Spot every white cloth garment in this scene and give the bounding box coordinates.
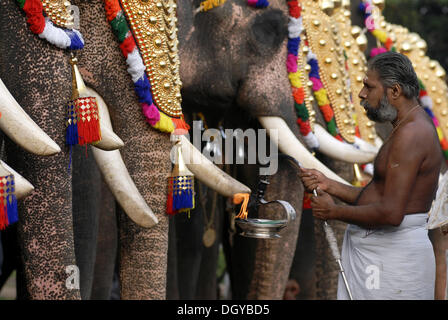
[337,213,435,300]
[427,171,448,230]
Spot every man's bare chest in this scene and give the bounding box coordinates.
[373,141,393,179]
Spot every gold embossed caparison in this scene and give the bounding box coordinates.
[301,0,357,143]
[41,0,76,29]
[121,0,183,118]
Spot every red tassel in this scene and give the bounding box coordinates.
[166,179,178,215]
[0,185,8,230]
[172,117,190,136]
[75,97,101,145]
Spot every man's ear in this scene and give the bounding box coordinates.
[388,83,402,100]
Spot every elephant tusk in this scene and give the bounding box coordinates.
[314,124,377,164]
[374,135,384,149]
[179,135,252,197]
[91,147,158,228]
[258,116,350,185]
[93,125,124,151]
[87,86,157,227]
[83,86,124,151]
[0,78,61,156]
[0,160,34,200]
[353,136,380,155]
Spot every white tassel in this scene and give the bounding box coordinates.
[288,17,303,38]
[306,50,317,62]
[420,95,433,110]
[126,47,146,83]
[38,18,71,49]
[303,131,320,150]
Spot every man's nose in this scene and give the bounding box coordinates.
[358,88,367,100]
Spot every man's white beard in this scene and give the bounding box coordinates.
[361,95,398,123]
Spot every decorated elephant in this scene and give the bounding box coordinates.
[166,0,383,300]
[0,0,251,299]
[3,0,426,301]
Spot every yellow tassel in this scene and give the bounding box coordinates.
[372,29,387,43]
[288,71,302,88]
[314,88,329,106]
[437,127,443,141]
[153,113,175,133]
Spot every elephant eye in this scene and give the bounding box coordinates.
[250,10,288,50]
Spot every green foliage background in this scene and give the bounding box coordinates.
[383,0,448,71]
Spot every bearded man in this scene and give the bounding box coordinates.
[299,51,443,299]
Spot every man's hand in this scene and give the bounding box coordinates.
[310,188,337,221]
[298,167,331,193]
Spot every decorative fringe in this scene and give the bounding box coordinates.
[66,97,101,146]
[419,81,448,161]
[104,0,189,134]
[66,100,79,145]
[286,0,319,150]
[0,174,19,230]
[306,48,343,141]
[166,138,195,215]
[17,0,84,50]
[167,176,195,213]
[359,0,395,52]
[233,193,250,220]
[0,196,7,230]
[6,194,18,225]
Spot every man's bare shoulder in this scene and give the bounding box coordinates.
[389,112,437,158]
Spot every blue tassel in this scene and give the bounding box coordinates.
[173,189,194,211]
[6,194,18,225]
[171,176,194,211]
[66,101,79,145]
[287,37,300,56]
[66,30,85,50]
[423,107,434,118]
[134,74,154,105]
[66,122,79,145]
[308,59,321,79]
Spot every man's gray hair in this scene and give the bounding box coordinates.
[368,51,420,99]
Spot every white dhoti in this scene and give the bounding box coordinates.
[337,213,435,300]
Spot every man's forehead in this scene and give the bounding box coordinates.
[364,69,380,83]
